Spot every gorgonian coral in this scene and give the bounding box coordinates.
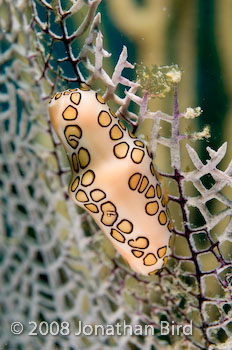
[0,1,231,349]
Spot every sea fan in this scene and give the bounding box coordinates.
[0,1,231,349]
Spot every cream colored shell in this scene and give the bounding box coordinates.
[48,86,173,276]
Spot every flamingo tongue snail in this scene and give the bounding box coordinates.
[48,84,173,276]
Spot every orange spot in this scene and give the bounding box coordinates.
[143,253,157,266]
[96,93,105,104]
[113,142,129,159]
[128,173,142,190]
[145,185,155,198]
[145,201,159,216]
[131,148,145,164]
[132,250,144,258]
[98,111,112,127]
[117,220,133,233]
[110,229,125,243]
[62,105,78,120]
[128,237,149,249]
[70,92,81,105]
[158,211,167,225]
[157,246,167,258]
[71,176,80,192]
[85,203,99,213]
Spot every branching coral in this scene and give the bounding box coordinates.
[0,1,231,350]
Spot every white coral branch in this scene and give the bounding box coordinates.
[85,37,140,123]
[85,31,114,87]
[69,0,85,14]
[68,0,101,39]
[186,143,227,179]
[184,143,232,231]
[78,12,101,60]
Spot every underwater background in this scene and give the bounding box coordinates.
[0,1,232,349]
